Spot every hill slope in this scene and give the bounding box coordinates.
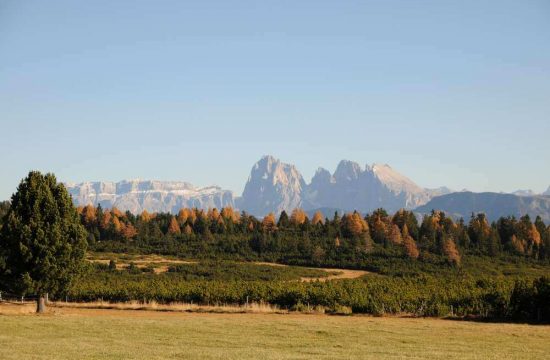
[415,192,550,222]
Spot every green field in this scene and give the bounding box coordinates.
[0,304,549,359]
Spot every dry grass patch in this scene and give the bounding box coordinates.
[0,303,549,359]
[50,300,285,314]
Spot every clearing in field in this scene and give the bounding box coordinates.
[0,303,548,360]
[86,252,369,281]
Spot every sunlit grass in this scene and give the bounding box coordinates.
[0,304,548,360]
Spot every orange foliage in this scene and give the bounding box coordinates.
[221,207,240,223]
[168,217,181,235]
[343,212,369,237]
[312,211,325,225]
[101,211,112,230]
[177,208,191,224]
[388,224,402,245]
[262,213,277,232]
[81,205,97,224]
[443,238,461,265]
[208,208,221,222]
[111,207,124,218]
[184,224,193,235]
[122,223,137,239]
[527,224,542,246]
[140,210,153,222]
[511,235,525,254]
[112,216,122,233]
[290,208,308,225]
[402,225,419,259]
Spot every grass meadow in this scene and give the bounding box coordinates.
[0,303,549,360]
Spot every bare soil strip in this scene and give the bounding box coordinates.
[253,261,370,282]
[87,253,370,280]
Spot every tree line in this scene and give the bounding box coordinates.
[78,204,550,265]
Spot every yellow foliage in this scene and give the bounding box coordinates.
[140,210,153,223]
[262,213,277,232]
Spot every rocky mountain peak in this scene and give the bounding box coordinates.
[238,155,306,216]
[333,160,362,182]
[311,167,333,185]
[369,163,424,195]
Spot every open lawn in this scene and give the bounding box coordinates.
[0,303,548,359]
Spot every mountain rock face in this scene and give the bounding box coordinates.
[237,156,306,216]
[66,156,547,220]
[65,180,234,214]
[513,189,537,197]
[544,187,550,196]
[415,192,550,223]
[239,156,451,216]
[303,161,440,214]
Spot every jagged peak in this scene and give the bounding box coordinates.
[333,160,362,181]
[311,167,333,184]
[314,167,331,176]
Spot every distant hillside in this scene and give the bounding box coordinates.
[415,192,550,222]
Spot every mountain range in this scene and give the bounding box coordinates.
[65,155,550,221]
[416,192,550,223]
[66,180,234,214]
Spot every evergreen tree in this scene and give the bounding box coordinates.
[277,211,289,228]
[0,171,87,313]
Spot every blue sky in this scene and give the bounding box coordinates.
[1,0,549,199]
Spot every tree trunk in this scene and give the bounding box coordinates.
[36,295,46,313]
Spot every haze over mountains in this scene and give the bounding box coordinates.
[66,155,550,221]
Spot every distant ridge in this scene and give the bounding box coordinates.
[65,179,234,214]
[65,156,549,221]
[415,191,550,222]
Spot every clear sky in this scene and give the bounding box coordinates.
[1,0,549,200]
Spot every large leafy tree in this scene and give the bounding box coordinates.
[0,171,87,313]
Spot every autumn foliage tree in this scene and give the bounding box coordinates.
[443,237,461,265]
[290,208,308,226]
[402,225,419,259]
[168,217,181,235]
[312,211,324,226]
[262,213,277,233]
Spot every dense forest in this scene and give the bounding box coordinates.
[76,204,550,267]
[1,199,549,322]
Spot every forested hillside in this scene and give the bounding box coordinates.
[78,204,550,266]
